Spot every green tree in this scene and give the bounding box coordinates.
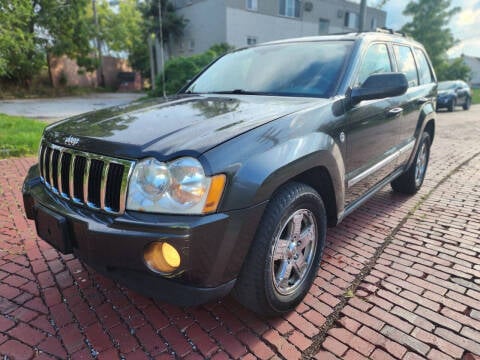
[139,0,187,42]
[0,0,93,85]
[94,0,142,54]
[153,43,234,96]
[436,57,471,81]
[400,0,469,81]
[129,0,187,77]
[36,0,93,85]
[0,0,43,83]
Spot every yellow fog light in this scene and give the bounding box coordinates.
[144,242,181,274]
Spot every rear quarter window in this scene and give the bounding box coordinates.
[413,48,435,85]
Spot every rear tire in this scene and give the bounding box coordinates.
[463,97,471,110]
[391,132,430,195]
[233,182,326,316]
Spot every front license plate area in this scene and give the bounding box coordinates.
[35,205,72,254]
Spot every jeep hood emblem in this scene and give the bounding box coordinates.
[64,136,80,146]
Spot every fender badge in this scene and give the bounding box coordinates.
[64,136,80,146]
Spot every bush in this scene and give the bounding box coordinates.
[436,57,471,82]
[472,88,480,105]
[152,43,234,96]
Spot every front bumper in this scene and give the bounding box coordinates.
[436,96,454,108]
[23,165,266,306]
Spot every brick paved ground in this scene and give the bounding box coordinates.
[1,106,480,359]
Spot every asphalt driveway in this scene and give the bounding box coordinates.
[0,93,143,122]
[0,106,480,359]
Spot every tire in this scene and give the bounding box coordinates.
[448,98,456,112]
[232,182,327,316]
[391,132,431,195]
[463,97,471,110]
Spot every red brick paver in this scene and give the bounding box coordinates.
[1,108,480,359]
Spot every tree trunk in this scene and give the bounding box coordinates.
[46,52,55,88]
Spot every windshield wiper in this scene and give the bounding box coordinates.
[209,89,259,95]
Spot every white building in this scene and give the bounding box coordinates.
[462,54,480,88]
[170,0,387,56]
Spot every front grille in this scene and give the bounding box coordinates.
[39,141,134,214]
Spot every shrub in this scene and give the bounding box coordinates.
[152,43,234,96]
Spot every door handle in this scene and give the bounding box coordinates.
[387,107,403,117]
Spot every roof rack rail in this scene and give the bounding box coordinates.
[375,27,407,37]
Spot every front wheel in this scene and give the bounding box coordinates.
[448,98,456,112]
[391,132,431,194]
[463,97,471,110]
[233,182,326,316]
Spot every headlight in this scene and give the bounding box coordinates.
[126,157,225,214]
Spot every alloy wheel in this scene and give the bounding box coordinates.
[271,209,317,296]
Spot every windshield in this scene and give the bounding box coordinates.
[185,41,353,98]
[438,81,457,90]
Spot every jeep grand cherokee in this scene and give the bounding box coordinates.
[23,31,437,315]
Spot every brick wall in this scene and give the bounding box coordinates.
[49,55,137,89]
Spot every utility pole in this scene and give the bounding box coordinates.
[359,0,367,32]
[158,0,166,97]
[148,35,156,90]
[92,0,105,87]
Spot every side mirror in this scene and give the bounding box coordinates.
[349,73,408,107]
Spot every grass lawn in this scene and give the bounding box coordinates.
[0,114,46,158]
[472,88,480,105]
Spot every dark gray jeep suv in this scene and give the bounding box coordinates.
[23,31,437,315]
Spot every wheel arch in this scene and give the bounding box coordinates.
[405,105,436,170]
[290,166,338,227]
[424,118,435,143]
[249,146,345,227]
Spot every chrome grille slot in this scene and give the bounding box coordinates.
[60,152,72,198]
[38,141,135,214]
[51,149,60,191]
[44,147,52,187]
[73,156,87,202]
[39,144,47,180]
[87,159,104,207]
[105,163,124,212]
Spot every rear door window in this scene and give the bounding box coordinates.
[413,48,434,85]
[393,45,419,87]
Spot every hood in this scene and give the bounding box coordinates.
[44,94,326,160]
[437,90,454,96]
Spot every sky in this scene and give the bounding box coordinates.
[378,0,480,58]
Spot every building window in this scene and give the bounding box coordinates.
[279,0,300,18]
[188,39,195,51]
[246,36,257,45]
[246,0,258,11]
[344,11,359,29]
[319,18,329,34]
[370,17,377,30]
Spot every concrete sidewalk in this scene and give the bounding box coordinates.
[0,107,479,359]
